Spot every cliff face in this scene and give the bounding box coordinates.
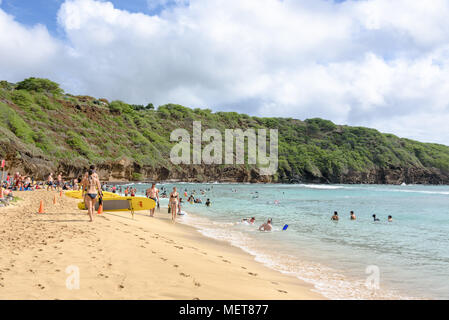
[2,77,449,184]
[3,143,449,185]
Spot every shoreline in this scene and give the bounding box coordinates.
[107,181,449,186]
[0,190,323,300]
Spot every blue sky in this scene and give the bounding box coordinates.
[1,0,449,145]
[0,0,173,36]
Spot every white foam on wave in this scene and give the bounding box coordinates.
[376,188,449,195]
[178,211,417,300]
[298,184,347,190]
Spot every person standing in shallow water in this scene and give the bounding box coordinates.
[169,187,180,223]
[331,211,339,221]
[350,211,356,220]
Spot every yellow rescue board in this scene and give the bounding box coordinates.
[78,196,156,212]
[65,190,120,199]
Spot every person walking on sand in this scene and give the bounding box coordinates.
[56,173,63,192]
[169,187,180,223]
[146,183,159,217]
[82,169,102,222]
[47,173,54,191]
[83,165,99,181]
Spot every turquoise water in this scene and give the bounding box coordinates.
[125,183,449,299]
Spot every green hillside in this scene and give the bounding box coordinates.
[1,77,449,184]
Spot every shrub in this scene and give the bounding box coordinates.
[34,93,58,110]
[109,100,133,114]
[66,130,92,158]
[16,77,63,96]
[6,109,35,143]
[132,172,143,181]
[11,90,33,108]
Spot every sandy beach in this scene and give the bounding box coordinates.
[0,190,322,300]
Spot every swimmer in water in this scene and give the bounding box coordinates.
[388,215,393,222]
[205,198,211,207]
[331,211,339,221]
[350,211,356,220]
[258,218,272,231]
[372,214,380,222]
[242,217,256,224]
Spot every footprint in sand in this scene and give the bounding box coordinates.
[174,246,183,250]
[222,260,231,263]
[173,265,179,268]
[241,266,247,270]
[194,281,201,287]
[160,257,168,262]
[277,289,288,294]
[180,273,190,278]
[248,272,258,276]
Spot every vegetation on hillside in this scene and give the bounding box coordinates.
[1,78,449,183]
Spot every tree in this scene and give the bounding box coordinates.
[16,77,63,96]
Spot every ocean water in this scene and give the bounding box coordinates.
[124,183,449,300]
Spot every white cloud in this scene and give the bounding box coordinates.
[1,0,449,145]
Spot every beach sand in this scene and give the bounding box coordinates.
[0,190,322,300]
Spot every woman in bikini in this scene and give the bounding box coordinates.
[169,186,180,223]
[82,169,102,222]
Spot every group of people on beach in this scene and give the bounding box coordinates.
[1,172,35,191]
[331,211,393,222]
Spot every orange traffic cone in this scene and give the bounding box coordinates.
[38,200,45,214]
[53,195,57,205]
[97,203,103,214]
